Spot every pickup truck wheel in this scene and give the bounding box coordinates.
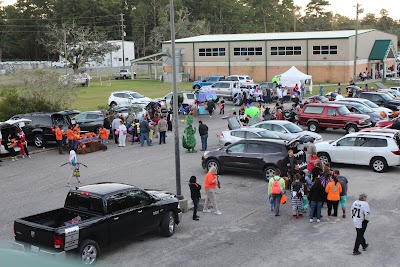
[79,239,100,265]
[346,124,358,134]
[307,122,320,133]
[194,85,200,90]
[160,211,175,237]
[109,102,117,108]
[34,134,45,147]
[370,157,388,173]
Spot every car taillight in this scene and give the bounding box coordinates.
[54,234,64,249]
[217,133,224,138]
[51,126,55,134]
[391,150,400,155]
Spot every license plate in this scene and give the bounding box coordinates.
[30,245,39,254]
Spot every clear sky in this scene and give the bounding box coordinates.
[1,0,400,20]
[294,0,400,20]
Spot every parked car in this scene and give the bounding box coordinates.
[334,101,383,126]
[192,75,225,90]
[298,103,372,134]
[0,119,30,154]
[336,97,393,118]
[358,92,400,111]
[59,73,90,87]
[10,111,75,147]
[108,91,152,107]
[71,111,104,133]
[325,92,344,101]
[308,95,329,103]
[225,75,254,85]
[217,127,281,146]
[13,182,182,265]
[112,105,147,119]
[375,117,400,129]
[201,138,305,181]
[378,89,400,99]
[163,91,196,110]
[316,131,400,173]
[112,69,135,80]
[251,120,323,143]
[200,81,239,99]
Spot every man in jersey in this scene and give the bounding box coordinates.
[351,193,370,255]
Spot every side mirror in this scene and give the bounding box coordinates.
[226,149,231,154]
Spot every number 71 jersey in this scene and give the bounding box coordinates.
[351,200,370,228]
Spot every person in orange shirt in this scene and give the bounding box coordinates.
[55,125,64,154]
[325,175,342,222]
[73,124,81,136]
[203,166,222,215]
[66,125,75,152]
[98,126,108,151]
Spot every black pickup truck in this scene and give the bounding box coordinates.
[13,182,182,265]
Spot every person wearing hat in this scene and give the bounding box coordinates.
[351,193,370,255]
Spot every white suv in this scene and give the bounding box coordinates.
[316,131,400,173]
[226,75,254,85]
[108,91,152,107]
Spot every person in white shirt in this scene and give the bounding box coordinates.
[351,193,370,255]
[118,120,127,147]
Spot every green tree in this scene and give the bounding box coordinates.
[40,23,119,73]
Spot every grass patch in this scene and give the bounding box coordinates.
[72,79,192,111]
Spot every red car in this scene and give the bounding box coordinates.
[298,103,372,133]
[375,117,400,128]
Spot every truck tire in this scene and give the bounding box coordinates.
[109,102,117,108]
[345,124,358,134]
[194,85,200,90]
[79,239,100,265]
[307,122,320,133]
[160,211,175,237]
[34,134,45,147]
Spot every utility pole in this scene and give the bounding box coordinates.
[353,3,363,83]
[64,30,68,75]
[170,0,182,200]
[120,13,125,69]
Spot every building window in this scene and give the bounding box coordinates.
[313,45,338,55]
[233,47,263,56]
[271,46,301,56]
[199,48,225,57]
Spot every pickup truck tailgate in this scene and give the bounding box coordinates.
[14,220,55,249]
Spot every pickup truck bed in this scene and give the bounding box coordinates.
[14,208,101,251]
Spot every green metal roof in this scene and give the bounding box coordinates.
[369,40,392,60]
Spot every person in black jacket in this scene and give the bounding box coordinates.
[309,177,326,223]
[103,115,111,139]
[189,176,201,221]
[283,149,299,189]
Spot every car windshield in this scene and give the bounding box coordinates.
[381,93,392,101]
[283,123,302,133]
[130,92,144,98]
[391,90,400,97]
[357,104,373,113]
[257,130,279,139]
[363,100,379,108]
[338,105,350,115]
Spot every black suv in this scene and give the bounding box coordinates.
[11,111,75,147]
[358,92,400,111]
[201,139,305,181]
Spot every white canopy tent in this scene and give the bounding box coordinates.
[279,66,313,94]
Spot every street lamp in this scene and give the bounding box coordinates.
[169,0,183,200]
[353,3,364,83]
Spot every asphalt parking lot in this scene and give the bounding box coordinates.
[1,103,399,267]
